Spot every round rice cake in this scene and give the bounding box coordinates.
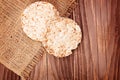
[21,1,59,41]
[43,17,82,57]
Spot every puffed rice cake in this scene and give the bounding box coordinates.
[21,1,59,41]
[43,17,82,57]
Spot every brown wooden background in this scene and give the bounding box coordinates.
[0,0,120,80]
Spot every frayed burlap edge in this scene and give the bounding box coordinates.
[42,0,77,17]
[62,0,77,17]
[20,47,46,80]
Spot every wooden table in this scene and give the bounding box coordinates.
[0,0,120,80]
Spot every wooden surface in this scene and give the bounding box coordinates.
[0,0,120,80]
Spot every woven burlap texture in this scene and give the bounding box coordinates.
[0,0,76,80]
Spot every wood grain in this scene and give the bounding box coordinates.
[0,0,120,80]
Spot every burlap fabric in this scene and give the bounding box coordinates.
[0,0,76,79]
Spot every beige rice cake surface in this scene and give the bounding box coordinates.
[43,17,82,57]
[21,1,59,41]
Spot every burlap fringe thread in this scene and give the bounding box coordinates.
[21,47,46,80]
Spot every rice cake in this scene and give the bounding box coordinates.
[43,17,82,57]
[21,1,59,41]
